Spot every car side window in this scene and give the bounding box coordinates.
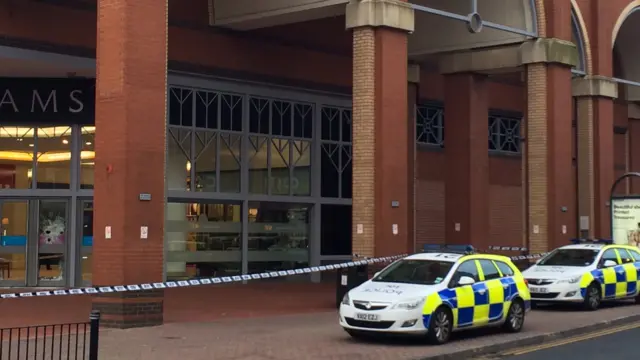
[494,261,515,277]
[478,260,501,281]
[600,249,619,266]
[618,249,635,264]
[451,260,480,286]
[628,249,640,262]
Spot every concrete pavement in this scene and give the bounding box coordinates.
[90,302,640,360]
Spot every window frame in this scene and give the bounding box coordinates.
[478,259,502,281]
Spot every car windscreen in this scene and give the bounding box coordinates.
[536,249,599,267]
[371,260,454,285]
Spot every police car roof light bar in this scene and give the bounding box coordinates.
[569,238,613,245]
[422,244,476,254]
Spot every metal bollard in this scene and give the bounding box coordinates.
[89,310,101,360]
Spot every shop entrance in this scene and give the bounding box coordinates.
[0,198,71,287]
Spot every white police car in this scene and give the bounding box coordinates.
[522,239,640,310]
[339,245,531,344]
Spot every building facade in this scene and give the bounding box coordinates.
[0,0,638,326]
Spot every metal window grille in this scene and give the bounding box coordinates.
[416,104,444,146]
[488,113,522,154]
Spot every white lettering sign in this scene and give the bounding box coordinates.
[32,90,58,112]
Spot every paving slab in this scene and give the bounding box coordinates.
[92,302,640,360]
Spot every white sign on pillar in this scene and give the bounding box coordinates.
[611,197,640,248]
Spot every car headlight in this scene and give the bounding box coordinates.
[392,298,425,310]
[558,276,581,284]
[341,293,350,306]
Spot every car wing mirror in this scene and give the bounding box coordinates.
[603,260,617,268]
[457,276,475,286]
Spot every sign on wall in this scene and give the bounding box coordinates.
[0,77,95,124]
[611,197,640,247]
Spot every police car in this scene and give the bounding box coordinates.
[522,239,640,310]
[338,245,531,344]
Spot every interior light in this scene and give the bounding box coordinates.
[186,161,191,172]
[27,169,32,179]
[62,139,69,145]
[0,151,95,163]
[85,142,92,146]
[28,144,34,147]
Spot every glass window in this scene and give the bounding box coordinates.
[320,205,351,256]
[478,259,501,281]
[600,249,620,266]
[320,106,352,199]
[218,133,241,193]
[537,249,599,267]
[494,261,514,277]
[270,138,290,195]
[165,201,242,280]
[416,104,444,146]
[0,126,34,189]
[248,135,268,194]
[80,200,93,285]
[452,260,480,283]
[619,249,635,264]
[35,127,72,189]
[37,200,67,283]
[193,130,217,192]
[629,249,640,262]
[372,260,454,285]
[0,200,28,284]
[488,113,522,154]
[292,140,311,196]
[247,202,309,277]
[80,126,95,189]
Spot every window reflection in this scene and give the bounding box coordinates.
[36,127,72,189]
[80,201,93,284]
[166,201,241,280]
[247,202,309,278]
[0,127,35,189]
[80,127,95,189]
[167,128,191,191]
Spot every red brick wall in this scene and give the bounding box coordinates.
[415,71,526,250]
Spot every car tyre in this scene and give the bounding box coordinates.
[503,299,525,333]
[583,283,601,311]
[426,307,453,345]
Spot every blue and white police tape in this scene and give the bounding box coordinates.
[0,250,549,300]
[488,246,529,252]
[0,254,409,299]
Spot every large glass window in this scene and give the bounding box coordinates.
[80,200,93,284]
[35,127,72,189]
[0,200,28,284]
[248,98,312,196]
[320,106,351,198]
[320,204,351,256]
[166,201,242,280]
[167,87,244,193]
[247,202,310,276]
[0,127,35,189]
[80,126,95,189]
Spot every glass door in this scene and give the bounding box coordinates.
[0,200,29,286]
[33,199,69,287]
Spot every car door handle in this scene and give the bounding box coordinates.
[503,284,509,289]
[478,290,486,295]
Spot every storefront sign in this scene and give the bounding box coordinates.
[0,77,95,124]
[611,197,640,248]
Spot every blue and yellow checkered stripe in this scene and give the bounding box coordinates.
[423,277,528,329]
[580,264,638,299]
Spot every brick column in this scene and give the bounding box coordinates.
[407,64,419,253]
[92,0,167,328]
[443,73,489,248]
[522,38,578,253]
[630,104,640,193]
[573,76,618,238]
[346,0,414,258]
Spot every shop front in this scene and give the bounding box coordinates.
[0,77,95,287]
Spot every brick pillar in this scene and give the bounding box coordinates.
[92,0,167,328]
[573,76,618,239]
[630,104,640,193]
[407,64,419,253]
[443,73,489,248]
[522,38,578,253]
[346,0,414,258]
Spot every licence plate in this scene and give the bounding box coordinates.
[355,313,380,322]
[529,286,548,294]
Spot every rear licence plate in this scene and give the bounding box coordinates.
[529,286,548,294]
[355,313,380,322]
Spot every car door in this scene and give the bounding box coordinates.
[477,259,507,326]
[448,259,483,329]
[618,248,639,297]
[598,248,624,299]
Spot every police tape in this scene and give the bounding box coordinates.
[0,250,549,300]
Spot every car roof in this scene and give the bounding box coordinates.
[404,252,512,263]
[558,244,606,250]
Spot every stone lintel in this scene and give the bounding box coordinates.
[572,76,618,99]
[407,63,420,84]
[345,0,414,32]
[519,38,578,68]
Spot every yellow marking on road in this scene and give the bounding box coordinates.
[502,322,640,356]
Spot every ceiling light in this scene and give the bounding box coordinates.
[62,139,69,145]
[85,142,92,146]
[28,143,34,147]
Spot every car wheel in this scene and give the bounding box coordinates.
[583,283,601,311]
[426,307,453,345]
[503,299,525,333]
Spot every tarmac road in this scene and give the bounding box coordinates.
[476,321,640,360]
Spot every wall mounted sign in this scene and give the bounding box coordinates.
[0,77,95,125]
